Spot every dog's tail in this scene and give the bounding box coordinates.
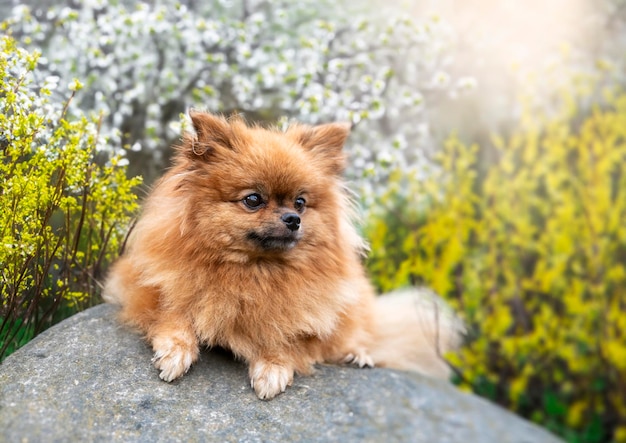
[369,288,465,379]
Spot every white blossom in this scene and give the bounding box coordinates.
[6,0,469,197]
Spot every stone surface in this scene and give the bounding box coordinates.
[0,304,562,443]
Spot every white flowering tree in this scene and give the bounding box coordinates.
[4,0,474,199]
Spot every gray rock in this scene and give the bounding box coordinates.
[0,304,562,443]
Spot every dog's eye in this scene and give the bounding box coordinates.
[294,197,306,212]
[243,193,264,209]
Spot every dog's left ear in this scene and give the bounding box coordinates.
[293,122,351,174]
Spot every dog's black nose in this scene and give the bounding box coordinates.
[281,213,301,231]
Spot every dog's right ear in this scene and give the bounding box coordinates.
[185,111,234,160]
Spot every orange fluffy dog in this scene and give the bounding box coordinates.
[104,112,463,399]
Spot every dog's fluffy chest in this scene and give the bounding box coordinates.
[189,265,357,349]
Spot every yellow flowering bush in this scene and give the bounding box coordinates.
[366,91,626,442]
[0,36,141,361]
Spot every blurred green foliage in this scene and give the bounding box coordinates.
[365,90,626,443]
[0,36,141,361]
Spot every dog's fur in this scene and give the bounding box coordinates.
[103,112,463,399]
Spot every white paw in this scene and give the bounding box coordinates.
[249,361,294,400]
[343,350,374,368]
[151,337,197,382]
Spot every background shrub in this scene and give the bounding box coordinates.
[365,90,626,442]
[0,35,141,361]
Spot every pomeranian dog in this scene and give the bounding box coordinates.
[104,112,464,400]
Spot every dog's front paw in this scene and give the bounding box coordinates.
[151,336,199,382]
[343,349,374,368]
[249,360,294,400]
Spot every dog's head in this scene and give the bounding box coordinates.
[172,112,352,262]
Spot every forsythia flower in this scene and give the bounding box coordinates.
[366,91,626,442]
